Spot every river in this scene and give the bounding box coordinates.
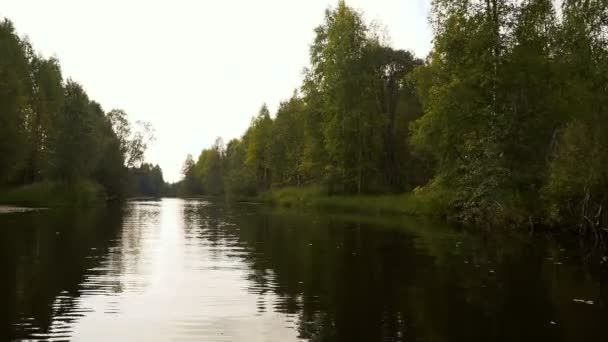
[1,198,606,341]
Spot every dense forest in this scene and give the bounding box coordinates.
[0,19,165,201]
[177,0,608,231]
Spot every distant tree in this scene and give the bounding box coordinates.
[107,109,155,168]
[130,163,165,197]
[245,105,273,192]
[192,138,225,196]
[268,94,306,187]
[180,154,201,195]
[93,118,127,197]
[223,138,256,197]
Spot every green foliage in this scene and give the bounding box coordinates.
[223,138,256,198]
[178,154,201,196]
[179,0,608,231]
[245,105,273,192]
[53,82,103,181]
[259,185,450,217]
[0,18,159,204]
[180,1,431,200]
[410,0,580,226]
[129,163,165,197]
[94,114,128,198]
[405,0,608,229]
[26,56,64,182]
[195,139,224,196]
[544,121,607,213]
[0,181,105,207]
[268,95,306,187]
[0,19,30,184]
[107,109,155,169]
[540,0,608,227]
[308,1,374,193]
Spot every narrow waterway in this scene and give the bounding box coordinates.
[1,198,606,341]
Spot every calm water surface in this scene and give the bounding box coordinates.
[1,198,607,341]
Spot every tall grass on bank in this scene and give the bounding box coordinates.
[0,181,106,208]
[258,186,451,217]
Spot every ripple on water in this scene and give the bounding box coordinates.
[5,198,608,342]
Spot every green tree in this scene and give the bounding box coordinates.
[0,17,159,201]
[195,138,225,195]
[25,56,64,182]
[307,0,378,193]
[94,114,128,197]
[245,105,273,192]
[543,0,608,227]
[411,0,519,223]
[268,94,306,187]
[130,163,165,197]
[365,43,426,191]
[223,138,256,197]
[0,19,30,184]
[53,81,104,182]
[107,109,154,168]
[300,74,327,184]
[180,154,201,195]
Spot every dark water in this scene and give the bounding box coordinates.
[1,199,607,341]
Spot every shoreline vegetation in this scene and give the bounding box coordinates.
[255,186,538,231]
[0,182,107,208]
[3,0,608,240]
[257,187,445,218]
[171,0,608,238]
[0,19,165,208]
[0,180,170,208]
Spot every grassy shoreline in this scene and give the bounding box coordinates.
[256,186,450,218]
[0,181,107,208]
[255,187,565,232]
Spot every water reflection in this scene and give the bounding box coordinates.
[1,199,607,341]
[0,204,125,340]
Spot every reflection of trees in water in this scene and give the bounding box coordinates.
[3,200,604,341]
[0,204,125,340]
[182,199,243,260]
[184,203,429,341]
[187,203,608,342]
[112,201,161,288]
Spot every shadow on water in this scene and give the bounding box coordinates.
[1,199,607,341]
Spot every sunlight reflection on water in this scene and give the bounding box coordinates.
[19,199,302,341]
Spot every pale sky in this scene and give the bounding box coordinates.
[1,0,432,182]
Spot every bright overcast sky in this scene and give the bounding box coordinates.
[1,0,432,182]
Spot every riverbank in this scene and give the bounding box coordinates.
[256,186,556,231]
[0,181,106,208]
[257,186,451,218]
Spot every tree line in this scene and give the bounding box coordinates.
[178,1,432,197]
[178,0,608,230]
[0,19,164,199]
